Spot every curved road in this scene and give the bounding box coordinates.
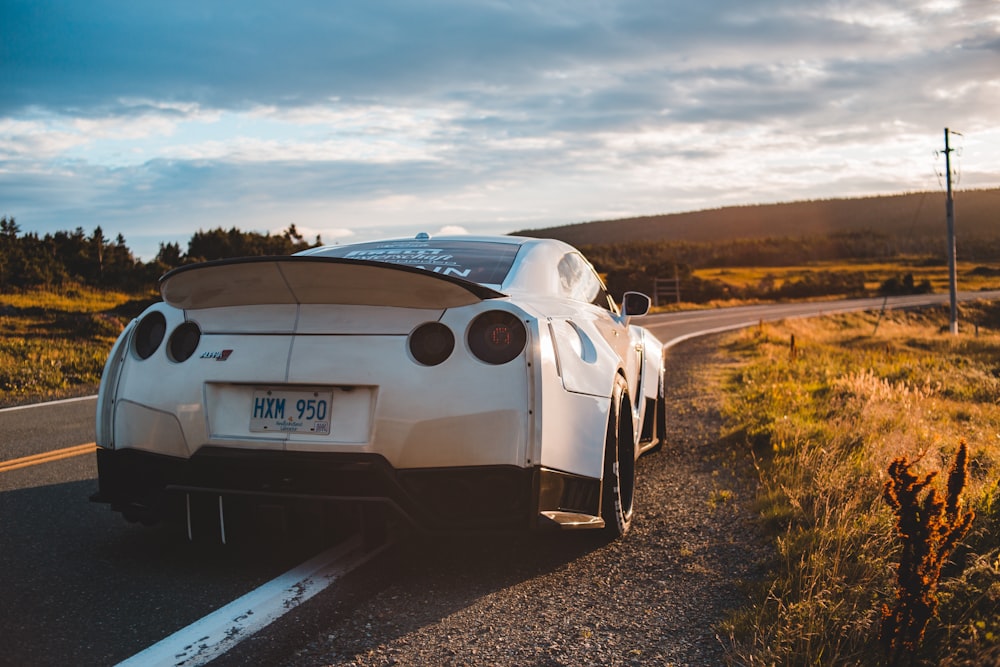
[643,290,1000,344]
[1,291,997,665]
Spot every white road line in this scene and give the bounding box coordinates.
[662,320,763,349]
[115,535,390,667]
[0,394,97,413]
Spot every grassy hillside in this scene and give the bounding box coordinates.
[512,188,1000,302]
[513,188,1000,247]
[720,302,1000,665]
[0,286,154,407]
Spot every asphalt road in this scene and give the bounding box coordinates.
[2,291,997,666]
[0,400,348,666]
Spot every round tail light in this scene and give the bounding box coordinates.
[168,322,202,362]
[409,322,455,366]
[467,311,527,365]
[133,311,166,360]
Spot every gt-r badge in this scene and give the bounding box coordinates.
[200,349,233,361]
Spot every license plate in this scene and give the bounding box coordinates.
[249,388,333,435]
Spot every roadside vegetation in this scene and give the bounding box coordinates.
[588,242,1000,303]
[0,286,154,407]
[719,302,1000,666]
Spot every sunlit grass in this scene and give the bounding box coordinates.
[719,302,1000,666]
[695,260,1000,294]
[1,284,140,313]
[0,285,156,406]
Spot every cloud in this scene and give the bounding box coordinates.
[1,0,999,261]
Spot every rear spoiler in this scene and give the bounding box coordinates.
[160,256,505,310]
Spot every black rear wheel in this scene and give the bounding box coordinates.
[601,374,635,538]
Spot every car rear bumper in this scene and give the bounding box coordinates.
[91,447,603,533]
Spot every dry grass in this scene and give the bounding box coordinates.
[0,285,155,406]
[1,285,137,313]
[719,302,1000,666]
[694,260,1000,294]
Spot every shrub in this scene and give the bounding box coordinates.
[881,442,975,664]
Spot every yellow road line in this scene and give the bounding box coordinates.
[0,443,97,473]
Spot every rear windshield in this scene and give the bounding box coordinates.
[309,239,520,285]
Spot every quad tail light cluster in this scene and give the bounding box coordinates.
[133,309,525,367]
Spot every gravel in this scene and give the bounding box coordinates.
[212,336,769,667]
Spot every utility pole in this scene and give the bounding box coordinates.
[944,128,959,335]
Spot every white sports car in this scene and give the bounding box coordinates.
[91,234,666,538]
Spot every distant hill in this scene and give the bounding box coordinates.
[512,188,1000,246]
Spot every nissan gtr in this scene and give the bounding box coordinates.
[91,234,666,539]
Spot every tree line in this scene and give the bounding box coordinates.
[0,215,960,302]
[0,216,320,292]
[581,229,944,273]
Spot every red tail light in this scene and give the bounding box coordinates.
[467,311,526,365]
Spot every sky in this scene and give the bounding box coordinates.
[2,0,999,260]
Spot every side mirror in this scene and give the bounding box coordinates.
[621,291,651,318]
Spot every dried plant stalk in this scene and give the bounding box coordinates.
[880,441,975,665]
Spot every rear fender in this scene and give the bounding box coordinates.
[95,318,137,449]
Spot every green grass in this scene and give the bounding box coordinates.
[719,302,1000,666]
[0,285,156,407]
